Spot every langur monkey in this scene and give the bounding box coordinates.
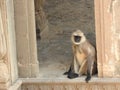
[64,30,97,82]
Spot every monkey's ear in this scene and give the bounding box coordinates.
[84,33,87,36]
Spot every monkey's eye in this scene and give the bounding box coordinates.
[74,36,81,42]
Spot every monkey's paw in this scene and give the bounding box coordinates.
[85,76,91,83]
[67,73,79,79]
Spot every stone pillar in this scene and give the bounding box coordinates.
[0,0,10,89]
[28,0,40,77]
[111,0,120,77]
[95,0,112,77]
[6,0,18,83]
[95,0,120,77]
[14,0,39,78]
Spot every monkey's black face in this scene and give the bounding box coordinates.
[74,36,81,42]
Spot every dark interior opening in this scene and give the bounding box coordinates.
[34,0,96,79]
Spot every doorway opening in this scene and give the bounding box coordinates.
[35,0,96,79]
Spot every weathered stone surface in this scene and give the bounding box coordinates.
[111,0,120,77]
[0,63,9,82]
[0,3,7,61]
[21,78,120,90]
[0,0,10,89]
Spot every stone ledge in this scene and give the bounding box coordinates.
[21,78,120,90]
[6,77,120,90]
[20,77,120,84]
[8,80,22,90]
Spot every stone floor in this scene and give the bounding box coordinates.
[37,0,95,79]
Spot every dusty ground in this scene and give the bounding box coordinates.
[37,0,95,79]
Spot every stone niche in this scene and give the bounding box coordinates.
[35,0,120,78]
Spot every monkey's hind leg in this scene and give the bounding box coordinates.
[67,57,80,79]
[67,59,79,79]
[85,57,94,83]
[64,66,72,75]
[67,73,79,79]
[64,65,79,79]
[79,60,87,76]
